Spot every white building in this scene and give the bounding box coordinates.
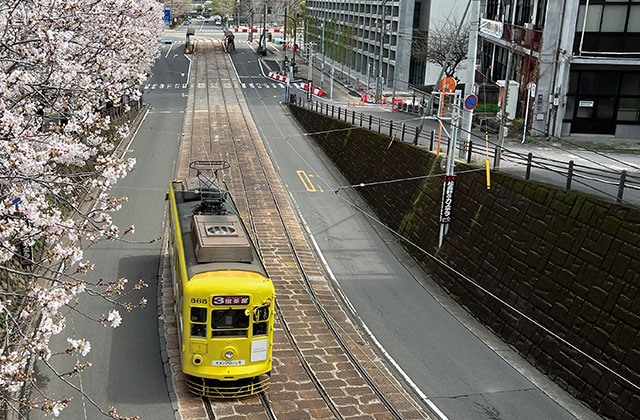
[478,0,640,139]
[304,0,474,93]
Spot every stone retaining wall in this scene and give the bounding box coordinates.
[288,103,640,420]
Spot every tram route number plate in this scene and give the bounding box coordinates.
[213,296,250,305]
[212,360,245,366]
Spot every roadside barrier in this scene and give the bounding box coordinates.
[301,83,325,97]
[267,72,291,84]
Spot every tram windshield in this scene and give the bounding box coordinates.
[211,309,249,337]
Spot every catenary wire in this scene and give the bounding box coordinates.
[331,188,640,393]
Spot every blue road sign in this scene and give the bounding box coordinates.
[464,94,478,111]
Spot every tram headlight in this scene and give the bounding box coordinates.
[224,350,234,360]
[192,354,203,366]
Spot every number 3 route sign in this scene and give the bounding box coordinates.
[464,94,478,111]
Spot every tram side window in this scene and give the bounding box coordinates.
[211,309,249,337]
[190,307,207,338]
[253,306,269,336]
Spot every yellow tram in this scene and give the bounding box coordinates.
[167,161,275,398]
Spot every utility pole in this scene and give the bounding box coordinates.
[284,7,288,71]
[249,0,254,42]
[308,43,313,82]
[496,44,513,167]
[375,0,387,102]
[293,16,297,67]
[263,3,267,51]
[321,19,325,88]
[330,63,335,100]
[462,0,480,145]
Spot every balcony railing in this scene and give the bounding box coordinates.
[503,23,543,52]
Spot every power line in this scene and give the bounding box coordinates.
[332,189,640,393]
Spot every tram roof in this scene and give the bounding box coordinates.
[172,182,268,280]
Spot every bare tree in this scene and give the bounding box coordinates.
[414,18,469,78]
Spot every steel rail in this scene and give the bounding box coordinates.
[218,44,407,420]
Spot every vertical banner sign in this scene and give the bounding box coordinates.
[163,9,171,26]
[307,80,313,101]
[439,175,456,224]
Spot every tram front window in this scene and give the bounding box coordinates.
[211,309,249,337]
[190,306,208,338]
[253,306,269,337]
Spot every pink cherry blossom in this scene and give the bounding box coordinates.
[0,0,163,417]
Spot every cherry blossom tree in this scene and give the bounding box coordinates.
[0,0,163,418]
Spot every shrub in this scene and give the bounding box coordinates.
[475,103,499,113]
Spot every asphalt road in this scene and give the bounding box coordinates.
[30,34,188,420]
[229,33,599,420]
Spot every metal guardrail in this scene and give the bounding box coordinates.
[292,95,640,205]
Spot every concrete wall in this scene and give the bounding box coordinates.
[289,102,640,420]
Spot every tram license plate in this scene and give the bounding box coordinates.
[212,360,245,366]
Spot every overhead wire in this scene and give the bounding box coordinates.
[331,187,640,393]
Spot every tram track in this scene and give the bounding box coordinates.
[205,40,342,420]
[181,40,430,420]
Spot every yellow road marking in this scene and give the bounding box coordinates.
[297,170,317,192]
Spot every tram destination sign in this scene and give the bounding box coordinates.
[213,295,250,305]
[439,175,457,224]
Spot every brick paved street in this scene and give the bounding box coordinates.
[159,40,433,420]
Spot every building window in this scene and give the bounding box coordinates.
[565,69,640,126]
[576,1,640,54]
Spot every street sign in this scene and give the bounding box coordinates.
[439,175,456,224]
[438,77,456,93]
[464,94,478,111]
[527,82,537,97]
[163,9,171,26]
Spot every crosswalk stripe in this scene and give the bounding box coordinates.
[142,80,291,91]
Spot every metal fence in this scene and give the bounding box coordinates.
[292,94,640,205]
